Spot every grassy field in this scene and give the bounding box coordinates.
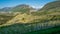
[25,26,60,34]
[0,23,60,34]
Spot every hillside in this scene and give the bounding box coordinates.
[10,4,35,14]
[0,1,60,26]
[39,1,60,11]
[0,7,12,12]
[32,1,60,16]
[0,1,60,34]
[0,4,35,13]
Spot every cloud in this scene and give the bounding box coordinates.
[31,5,43,9]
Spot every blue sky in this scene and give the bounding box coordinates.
[0,0,55,9]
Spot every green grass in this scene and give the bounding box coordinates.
[25,26,60,34]
[0,23,60,34]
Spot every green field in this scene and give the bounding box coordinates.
[25,26,60,34]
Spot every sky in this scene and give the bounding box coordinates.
[0,0,55,9]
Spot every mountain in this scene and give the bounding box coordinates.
[0,4,35,13]
[0,7,12,12]
[33,1,60,16]
[11,4,35,13]
[0,1,60,34]
[39,1,60,12]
